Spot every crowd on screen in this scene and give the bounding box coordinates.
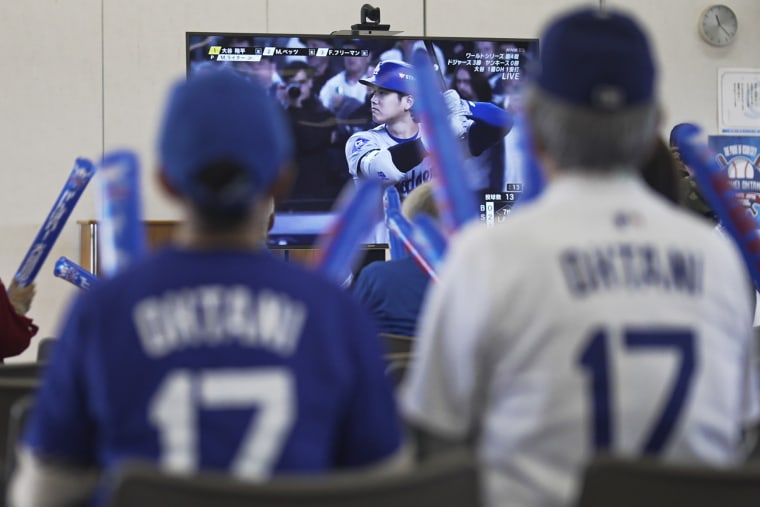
[189,35,537,213]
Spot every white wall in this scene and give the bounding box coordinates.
[2,0,758,360]
[0,0,102,361]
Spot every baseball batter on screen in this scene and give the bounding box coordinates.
[345,59,512,200]
[401,6,759,507]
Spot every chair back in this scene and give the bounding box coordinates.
[0,363,45,380]
[4,395,34,491]
[107,449,479,507]
[0,380,38,503]
[36,337,56,362]
[576,455,760,507]
[380,333,415,356]
[384,353,412,388]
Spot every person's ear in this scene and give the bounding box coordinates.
[267,211,275,232]
[404,95,414,112]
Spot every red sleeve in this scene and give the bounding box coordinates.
[0,281,38,359]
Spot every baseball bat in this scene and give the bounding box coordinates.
[673,125,760,291]
[13,157,97,288]
[53,256,98,290]
[97,150,147,278]
[313,179,383,285]
[421,41,447,92]
[383,187,407,260]
[411,50,479,233]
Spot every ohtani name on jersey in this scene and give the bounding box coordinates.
[133,285,307,358]
[559,243,703,297]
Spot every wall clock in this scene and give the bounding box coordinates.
[699,4,738,47]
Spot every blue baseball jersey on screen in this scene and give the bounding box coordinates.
[24,247,402,482]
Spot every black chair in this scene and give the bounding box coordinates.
[576,454,760,507]
[0,380,39,504]
[384,353,412,388]
[36,337,56,362]
[106,449,480,507]
[4,395,34,492]
[379,333,415,356]
[0,363,45,380]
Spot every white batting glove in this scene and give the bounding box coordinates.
[442,89,473,139]
[443,89,467,115]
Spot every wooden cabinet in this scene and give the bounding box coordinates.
[77,220,384,274]
[77,220,180,274]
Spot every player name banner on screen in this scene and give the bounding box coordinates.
[208,46,372,61]
[186,31,538,247]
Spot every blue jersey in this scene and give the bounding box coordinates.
[24,247,402,485]
[352,256,432,337]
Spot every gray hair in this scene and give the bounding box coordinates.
[524,86,659,173]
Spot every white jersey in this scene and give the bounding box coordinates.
[319,72,368,112]
[346,124,433,199]
[402,174,759,507]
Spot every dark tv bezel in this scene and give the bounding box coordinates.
[185,31,539,249]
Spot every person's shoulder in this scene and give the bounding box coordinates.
[444,220,504,264]
[651,200,726,244]
[629,192,746,271]
[354,257,407,283]
[351,260,385,292]
[287,264,379,334]
[346,127,384,152]
[75,249,173,302]
[355,259,382,277]
[323,72,344,86]
[358,258,396,276]
[276,260,358,301]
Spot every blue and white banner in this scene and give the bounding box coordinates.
[53,256,98,290]
[14,158,96,287]
[97,150,147,278]
[708,135,760,220]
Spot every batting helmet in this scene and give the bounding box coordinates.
[360,60,416,95]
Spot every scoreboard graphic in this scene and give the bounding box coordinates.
[480,183,522,226]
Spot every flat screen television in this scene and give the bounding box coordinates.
[186,31,539,248]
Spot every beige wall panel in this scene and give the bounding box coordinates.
[0,0,102,361]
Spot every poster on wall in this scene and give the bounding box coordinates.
[718,68,760,135]
[708,135,760,215]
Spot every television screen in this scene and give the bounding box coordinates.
[186,32,539,247]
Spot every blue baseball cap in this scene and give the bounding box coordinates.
[158,70,293,209]
[530,7,656,111]
[360,60,416,95]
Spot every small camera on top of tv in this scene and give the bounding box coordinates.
[286,83,301,99]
